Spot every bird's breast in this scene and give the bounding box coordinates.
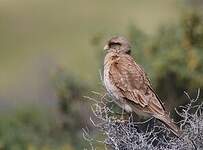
[103,63,120,99]
[104,64,113,95]
[103,65,133,113]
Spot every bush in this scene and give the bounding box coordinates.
[84,89,202,150]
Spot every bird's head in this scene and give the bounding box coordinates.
[104,36,131,54]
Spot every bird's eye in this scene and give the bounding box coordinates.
[109,42,121,48]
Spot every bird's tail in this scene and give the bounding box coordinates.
[155,114,181,137]
[155,115,197,149]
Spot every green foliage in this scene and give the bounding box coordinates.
[0,107,70,150]
[53,68,91,149]
[0,105,89,150]
[0,69,91,150]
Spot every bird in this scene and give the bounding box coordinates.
[103,36,180,137]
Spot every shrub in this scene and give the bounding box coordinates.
[84,89,202,150]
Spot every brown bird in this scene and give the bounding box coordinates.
[103,36,180,136]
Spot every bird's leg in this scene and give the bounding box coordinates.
[115,112,129,117]
[113,109,130,122]
[114,112,130,123]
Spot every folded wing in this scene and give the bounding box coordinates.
[109,54,166,116]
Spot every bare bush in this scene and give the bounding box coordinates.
[84,89,203,150]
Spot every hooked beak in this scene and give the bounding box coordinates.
[103,44,109,51]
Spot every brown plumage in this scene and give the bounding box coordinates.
[103,36,180,137]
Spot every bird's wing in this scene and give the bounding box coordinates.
[109,54,165,115]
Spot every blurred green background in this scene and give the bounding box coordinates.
[0,0,202,149]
